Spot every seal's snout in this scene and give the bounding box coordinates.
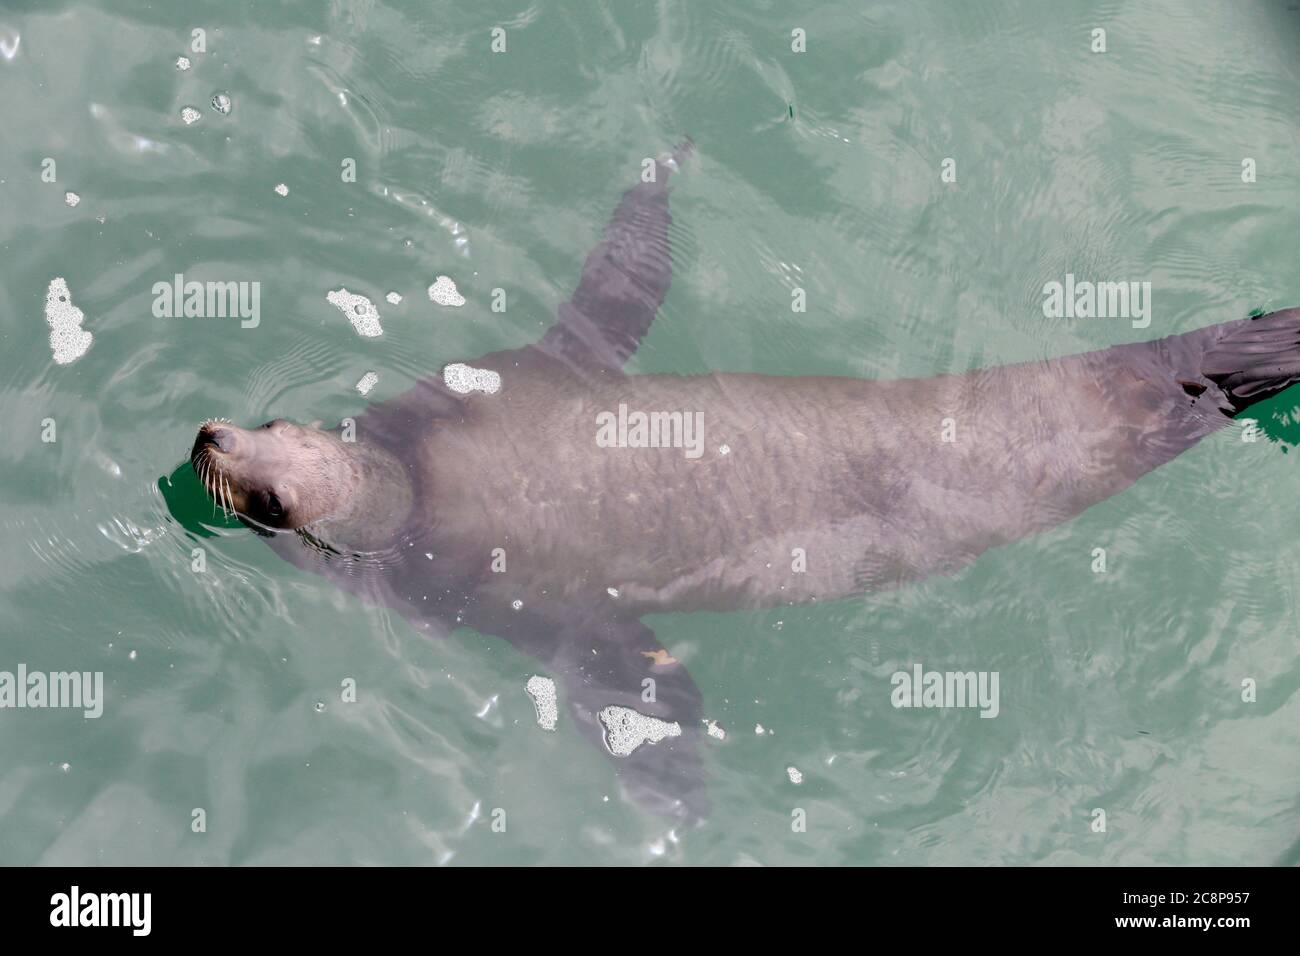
[191,418,247,518]
[196,424,235,453]
[192,418,245,462]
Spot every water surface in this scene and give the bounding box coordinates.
[0,0,1297,865]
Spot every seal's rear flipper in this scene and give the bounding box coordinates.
[1199,307,1300,413]
[539,139,694,377]
[550,615,709,824]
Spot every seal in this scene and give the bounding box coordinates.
[191,142,1300,821]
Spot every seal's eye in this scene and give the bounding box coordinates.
[266,493,283,518]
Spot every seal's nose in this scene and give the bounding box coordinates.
[197,424,235,453]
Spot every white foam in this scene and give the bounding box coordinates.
[428,275,465,307]
[64,191,80,207]
[706,720,726,740]
[442,362,500,395]
[274,183,289,197]
[211,92,232,114]
[787,766,803,785]
[327,287,382,337]
[355,371,379,395]
[598,705,681,757]
[180,106,201,125]
[44,278,93,365]
[525,676,557,731]
[175,56,191,70]
[94,452,122,478]
[385,291,402,305]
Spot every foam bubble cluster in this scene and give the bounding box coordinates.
[598,705,681,757]
[274,183,289,197]
[442,362,500,395]
[180,106,201,125]
[525,676,557,731]
[44,278,93,364]
[786,766,803,785]
[327,287,383,337]
[706,720,726,740]
[428,275,465,307]
[64,191,80,207]
[355,371,379,395]
[385,291,402,305]
[211,92,232,114]
[175,56,191,70]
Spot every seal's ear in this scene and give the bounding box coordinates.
[534,139,694,378]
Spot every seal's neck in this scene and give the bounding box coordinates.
[302,439,415,555]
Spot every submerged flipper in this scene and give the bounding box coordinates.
[546,615,707,823]
[539,139,693,376]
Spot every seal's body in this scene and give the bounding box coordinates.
[191,144,1300,820]
[409,348,1211,616]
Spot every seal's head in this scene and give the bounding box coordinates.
[191,418,358,531]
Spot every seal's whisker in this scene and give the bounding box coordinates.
[203,456,218,517]
[195,451,214,516]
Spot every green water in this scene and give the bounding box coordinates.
[1,0,1297,865]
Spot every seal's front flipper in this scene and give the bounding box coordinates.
[550,615,708,823]
[539,139,693,376]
